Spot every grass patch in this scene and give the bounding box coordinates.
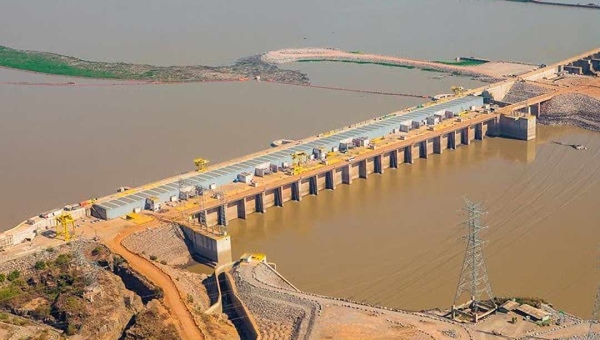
[0,45,120,79]
[435,59,488,66]
[0,285,21,301]
[297,59,415,69]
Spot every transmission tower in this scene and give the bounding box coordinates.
[453,198,495,320]
[72,242,100,287]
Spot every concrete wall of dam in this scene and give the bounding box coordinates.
[180,224,232,266]
[499,115,537,141]
[197,114,526,228]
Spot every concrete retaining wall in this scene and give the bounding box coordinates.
[180,224,232,266]
[500,115,536,141]
[222,271,262,340]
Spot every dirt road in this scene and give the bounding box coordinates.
[103,222,205,340]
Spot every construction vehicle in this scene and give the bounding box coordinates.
[194,158,209,172]
[55,213,76,242]
[290,151,309,175]
[451,86,466,96]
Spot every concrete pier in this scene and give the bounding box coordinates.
[180,224,232,266]
[448,131,457,149]
[256,192,266,213]
[274,187,284,207]
[419,141,429,159]
[461,126,471,145]
[325,170,336,190]
[292,180,302,201]
[359,160,368,179]
[404,145,414,164]
[475,122,484,141]
[390,150,399,168]
[309,176,318,195]
[237,199,246,219]
[374,154,384,174]
[433,136,443,154]
[342,165,352,184]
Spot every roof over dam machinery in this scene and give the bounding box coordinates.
[90,96,483,220]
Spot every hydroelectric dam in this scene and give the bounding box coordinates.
[4,47,600,266]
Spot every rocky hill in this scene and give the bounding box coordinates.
[0,241,179,339]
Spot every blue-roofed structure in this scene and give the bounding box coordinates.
[92,96,483,219]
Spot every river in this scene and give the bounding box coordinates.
[1,0,599,317]
[226,125,600,318]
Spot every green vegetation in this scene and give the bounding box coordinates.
[54,254,72,267]
[0,44,310,84]
[35,260,47,270]
[297,59,415,69]
[0,250,90,336]
[0,45,119,79]
[7,271,20,282]
[0,285,20,300]
[149,255,158,261]
[0,274,5,283]
[435,59,488,66]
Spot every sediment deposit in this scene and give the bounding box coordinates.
[262,48,509,80]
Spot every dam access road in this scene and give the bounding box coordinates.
[1,47,600,340]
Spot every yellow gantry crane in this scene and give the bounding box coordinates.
[290,151,309,175]
[55,213,76,242]
[194,158,209,172]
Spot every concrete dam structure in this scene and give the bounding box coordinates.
[82,94,539,239]
[91,96,485,220]
[192,110,533,229]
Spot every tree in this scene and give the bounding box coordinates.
[7,270,20,282]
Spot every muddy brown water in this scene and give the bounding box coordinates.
[225,126,600,318]
[2,0,600,319]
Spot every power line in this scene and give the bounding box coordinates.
[452,198,495,319]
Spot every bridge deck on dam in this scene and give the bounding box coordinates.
[93,96,483,219]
